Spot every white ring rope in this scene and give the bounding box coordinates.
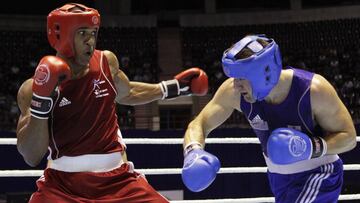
[1,137,360,145]
[0,138,260,145]
[2,164,360,177]
[172,197,276,203]
[1,137,360,201]
[170,194,360,203]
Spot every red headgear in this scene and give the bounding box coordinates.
[47,3,100,57]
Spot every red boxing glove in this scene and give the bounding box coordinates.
[32,56,71,96]
[160,67,208,99]
[30,56,71,119]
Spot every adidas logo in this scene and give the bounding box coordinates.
[59,97,71,107]
[249,114,269,130]
[251,115,262,123]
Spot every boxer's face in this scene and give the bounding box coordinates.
[233,78,256,103]
[73,27,97,66]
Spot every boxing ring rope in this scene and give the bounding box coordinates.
[169,194,360,203]
[1,137,360,145]
[0,137,262,145]
[2,164,360,177]
[1,137,360,202]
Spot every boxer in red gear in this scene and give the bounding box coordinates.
[16,3,208,203]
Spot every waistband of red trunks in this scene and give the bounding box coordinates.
[48,152,124,172]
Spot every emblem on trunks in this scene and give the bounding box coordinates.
[93,79,109,98]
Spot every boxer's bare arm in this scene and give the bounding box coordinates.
[311,74,357,154]
[104,51,163,105]
[184,79,240,147]
[16,79,49,167]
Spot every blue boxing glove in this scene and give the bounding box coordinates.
[267,128,327,165]
[181,142,220,192]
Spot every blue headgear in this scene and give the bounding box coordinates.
[222,35,282,101]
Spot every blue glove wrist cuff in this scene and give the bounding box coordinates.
[311,136,327,158]
[184,141,203,156]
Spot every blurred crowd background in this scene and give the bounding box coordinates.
[1,0,360,132]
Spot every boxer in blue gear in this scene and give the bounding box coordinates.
[181,34,357,202]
